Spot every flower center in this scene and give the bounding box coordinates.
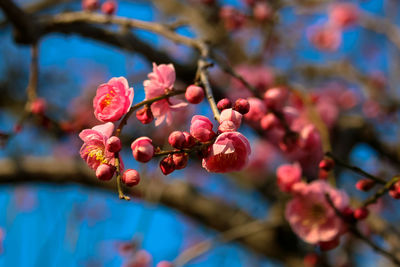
[100,89,117,109]
[88,146,107,164]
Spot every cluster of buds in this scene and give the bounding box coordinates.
[82,0,117,15]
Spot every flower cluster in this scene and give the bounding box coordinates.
[79,62,252,193]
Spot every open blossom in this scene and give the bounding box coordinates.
[202,132,251,173]
[285,180,349,245]
[79,122,115,170]
[93,77,134,122]
[144,63,187,126]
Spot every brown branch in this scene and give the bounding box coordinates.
[0,157,303,266]
[362,176,400,207]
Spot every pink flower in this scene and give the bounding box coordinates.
[30,98,47,115]
[219,108,242,130]
[101,0,117,15]
[131,137,154,163]
[276,162,302,192]
[93,77,134,122]
[190,115,215,142]
[202,132,251,173]
[79,122,115,170]
[144,63,187,126]
[285,180,349,244]
[329,3,359,29]
[308,25,342,52]
[264,87,288,110]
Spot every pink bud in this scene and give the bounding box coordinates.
[190,115,215,142]
[182,131,195,148]
[319,158,334,171]
[82,0,99,11]
[160,155,175,175]
[101,0,117,15]
[218,120,237,133]
[217,98,232,111]
[260,113,279,130]
[131,137,154,163]
[233,98,250,115]
[264,87,288,110]
[354,207,369,220]
[185,85,204,104]
[355,179,375,192]
[168,131,186,149]
[389,181,400,199]
[136,106,154,124]
[276,163,302,192]
[253,2,272,22]
[172,153,188,169]
[156,261,173,267]
[122,169,140,186]
[106,136,122,153]
[96,164,115,181]
[219,108,242,129]
[30,98,47,115]
[329,3,359,29]
[300,124,321,150]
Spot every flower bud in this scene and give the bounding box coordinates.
[101,0,117,15]
[233,98,250,115]
[303,253,318,267]
[190,115,215,142]
[218,120,237,133]
[173,153,188,170]
[353,207,369,220]
[30,98,47,115]
[389,181,400,199]
[106,136,122,153]
[82,0,99,11]
[355,179,375,192]
[217,98,232,111]
[319,158,334,171]
[264,87,288,110]
[185,85,204,104]
[122,169,140,186]
[276,163,302,193]
[182,131,195,148]
[136,106,154,124]
[96,164,115,181]
[219,108,242,129]
[131,137,154,163]
[342,207,355,223]
[160,155,175,175]
[168,131,186,149]
[260,113,278,130]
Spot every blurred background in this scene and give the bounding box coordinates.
[1,0,400,266]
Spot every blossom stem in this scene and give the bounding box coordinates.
[154,140,214,157]
[325,194,400,266]
[362,176,400,207]
[114,155,130,201]
[325,151,386,184]
[115,89,185,137]
[198,57,220,122]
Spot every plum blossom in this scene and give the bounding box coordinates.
[202,132,251,173]
[93,77,134,122]
[285,180,349,245]
[144,63,187,126]
[79,122,115,170]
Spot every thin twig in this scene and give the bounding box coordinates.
[325,194,400,266]
[362,176,400,207]
[325,152,386,184]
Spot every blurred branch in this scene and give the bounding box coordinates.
[0,157,303,266]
